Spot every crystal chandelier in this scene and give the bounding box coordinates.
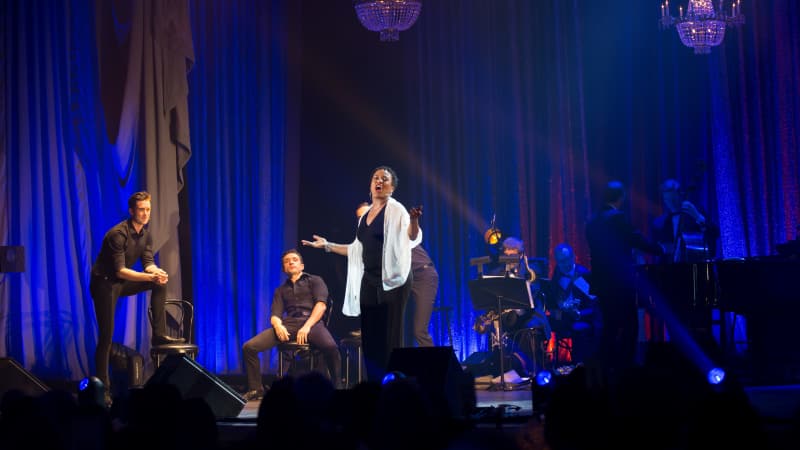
[354,0,422,42]
[659,0,744,54]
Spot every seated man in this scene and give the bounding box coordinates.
[241,249,342,400]
[652,178,720,263]
[479,236,550,377]
[546,242,601,366]
[486,236,535,281]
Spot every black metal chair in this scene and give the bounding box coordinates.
[148,299,199,369]
[339,331,364,388]
[432,303,454,346]
[276,297,333,378]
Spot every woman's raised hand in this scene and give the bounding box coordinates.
[301,234,327,249]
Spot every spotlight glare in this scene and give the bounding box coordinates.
[382,371,406,385]
[77,376,106,409]
[707,367,726,385]
[79,376,103,391]
[535,370,553,386]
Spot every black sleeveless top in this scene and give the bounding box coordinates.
[357,206,385,279]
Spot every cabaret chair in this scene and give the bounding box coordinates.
[276,297,333,378]
[339,330,363,388]
[148,299,199,369]
[432,302,455,346]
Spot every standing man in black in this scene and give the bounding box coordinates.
[586,181,663,373]
[90,191,181,405]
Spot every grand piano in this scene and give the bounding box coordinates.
[634,252,800,385]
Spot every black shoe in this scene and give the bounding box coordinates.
[242,389,265,402]
[152,335,185,345]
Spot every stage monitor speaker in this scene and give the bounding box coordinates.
[461,350,499,377]
[0,357,50,402]
[386,346,475,419]
[145,354,245,419]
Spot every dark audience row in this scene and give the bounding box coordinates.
[2,356,799,450]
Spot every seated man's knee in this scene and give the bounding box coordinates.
[321,342,340,354]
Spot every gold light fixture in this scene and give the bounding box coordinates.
[484,214,502,245]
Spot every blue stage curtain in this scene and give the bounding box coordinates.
[186,0,296,374]
[1,0,797,380]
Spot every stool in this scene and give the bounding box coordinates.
[276,297,334,378]
[432,305,454,346]
[277,342,323,377]
[150,343,199,370]
[339,335,363,388]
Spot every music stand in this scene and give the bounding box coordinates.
[468,276,534,391]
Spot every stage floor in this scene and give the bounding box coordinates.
[231,378,534,421]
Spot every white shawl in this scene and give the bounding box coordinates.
[342,197,422,316]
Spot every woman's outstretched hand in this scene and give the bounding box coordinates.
[301,234,327,249]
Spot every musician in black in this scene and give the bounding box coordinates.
[475,236,549,377]
[651,179,720,263]
[586,181,664,372]
[546,242,601,366]
[487,237,535,279]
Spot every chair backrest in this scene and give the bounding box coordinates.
[149,299,194,342]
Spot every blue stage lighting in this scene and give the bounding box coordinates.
[707,367,726,385]
[382,371,406,385]
[535,370,553,386]
[79,376,103,391]
[78,376,105,408]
